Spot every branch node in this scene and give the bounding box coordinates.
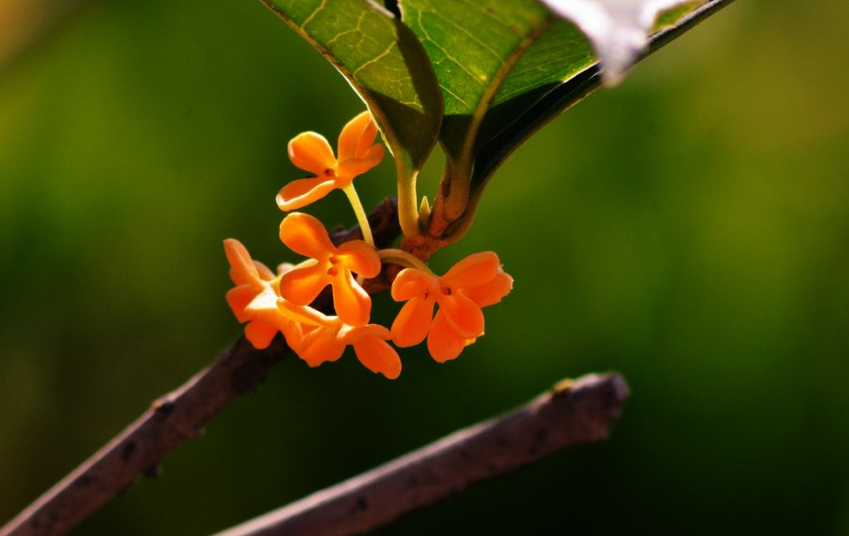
[151,399,176,421]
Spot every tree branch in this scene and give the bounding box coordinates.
[0,199,401,536]
[210,373,630,536]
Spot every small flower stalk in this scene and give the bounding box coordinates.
[224,111,513,379]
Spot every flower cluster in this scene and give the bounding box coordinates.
[224,112,513,379]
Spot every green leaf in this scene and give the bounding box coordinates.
[475,20,596,156]
[398,1,549,154]
[539,0,707,85]
[654,1,706,30]
[472,0,735,189]
[397,0,731,237]
[258,0,443,236]
[398,0,554,221]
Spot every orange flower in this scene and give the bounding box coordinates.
[278,301,402,380]
[278,212,381,326]
[224,239,303,350]
[277,111,384,211]
[390,252,513,362]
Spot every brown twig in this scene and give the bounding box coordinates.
[0,336,290,536]
[0,199,401,536]
[210,373,630,536]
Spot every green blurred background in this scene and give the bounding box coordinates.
[1,0,847,534]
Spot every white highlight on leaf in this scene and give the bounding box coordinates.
[539,0,706,85]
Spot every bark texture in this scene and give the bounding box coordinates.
[212,373,629,536]
[0,199,400,536]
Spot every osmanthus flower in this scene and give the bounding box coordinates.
[224,239,302,350]
[277,301,402,380]
[278,212,381,326]
[390,252,513,362]
[276,111,385,211]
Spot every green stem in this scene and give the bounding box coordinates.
[442,157,473,224]
[397,165,421,238]
[378,249,434,274]
[342,184,374,247]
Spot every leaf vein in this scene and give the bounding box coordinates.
[415,8,487,90]
[441,85,472,109]
[352,41,397,77]
[300,0,330,31]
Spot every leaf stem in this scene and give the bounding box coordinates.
[396,166,421,238]
[442,158,472,224]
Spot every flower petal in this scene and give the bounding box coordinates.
[427,309,468,363]
[391,268,436,301]
[355,116,380,158]
[277,262,296,276]
[224,239,262,288]
[336,240,381,278]
[391,296,434,347]
[337,111,373,161]
[243,287,304,350]
[288,132,336,175]
[246,286,285,324]
[442,252,500,289]
[276,177,337,211]
[297,325,345,367]
[463,270,513,307]
[279,263,329,306]
[353,337,401,380]
[279,320,304,351]
[226,284,257,323]
[253,261,276,282]
[439,292,484,339]
[244,319,278,350]
[338,323,390,344]
[339,144,385,177]
[279,212,334,259]
[277,300,334,327]
[332,270,371,326]
[248,292,305,350]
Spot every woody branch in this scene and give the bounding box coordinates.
[211,373,629,536]
[0,199,401,536]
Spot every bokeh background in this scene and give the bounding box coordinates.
[1,0,848,534]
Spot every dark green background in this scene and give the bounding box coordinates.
[1,1,847,534]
